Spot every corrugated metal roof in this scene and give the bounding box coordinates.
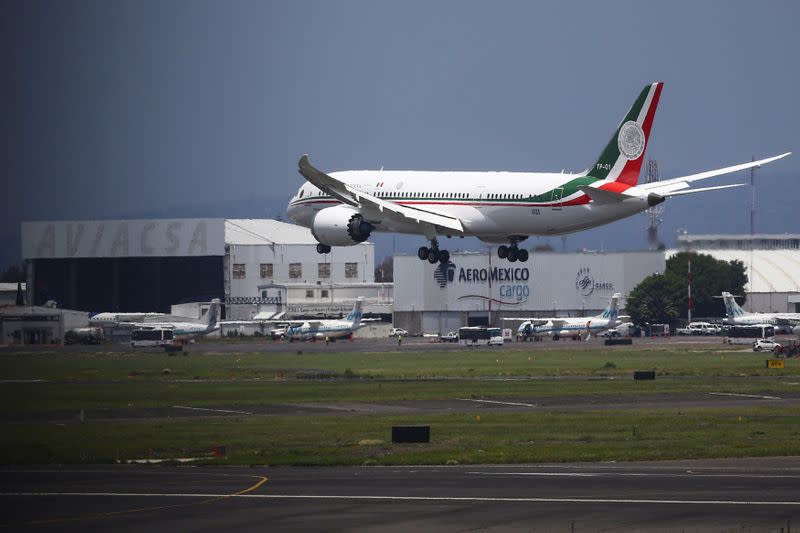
[224,219,320,245]
[666,249,800,293]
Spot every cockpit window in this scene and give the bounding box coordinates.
[299,189,304,198]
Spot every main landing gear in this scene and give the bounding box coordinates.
[497,244,529,263]
[316,243,332,254]
[417,240,450,264]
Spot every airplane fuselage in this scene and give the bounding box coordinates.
[287,170,652,241]
[526,317,620,339]
[287,320,356,341]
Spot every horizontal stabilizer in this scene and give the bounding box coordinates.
[578,186,633,205]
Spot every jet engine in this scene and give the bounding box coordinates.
[311,205,375,246]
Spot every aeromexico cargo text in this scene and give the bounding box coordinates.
[458,267,530,283]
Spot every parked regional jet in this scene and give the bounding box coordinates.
[721,292,800,333]
[288,83,789,264]
[506,293,622,341]
[130,299,221,351]
[286,298,364,341]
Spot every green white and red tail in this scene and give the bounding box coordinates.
[591,82,663,185]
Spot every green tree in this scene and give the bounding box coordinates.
[665,252,748,316]
[627,252,747,325]
[626,274,682,325]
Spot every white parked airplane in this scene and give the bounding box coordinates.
[287,82,790,264]
[721,292,800,333]
[286,298,364,341]
[90,311,166,325]
[505,293,622,341]
[131,299,221,351]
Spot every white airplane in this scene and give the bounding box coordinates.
[287,82,790,264]
[505,293,622,341]
[90,311,166,325]
[286,298,364,341]
[721,292,800,333]
[131,299,221,351]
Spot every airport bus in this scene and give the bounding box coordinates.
[726,324,775,345]
[130,327,174,348]
[458,327,504,346]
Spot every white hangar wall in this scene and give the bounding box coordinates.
[393,251,665,334]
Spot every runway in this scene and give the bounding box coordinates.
[3,458,800,531]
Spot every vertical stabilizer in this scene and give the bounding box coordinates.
[600,293,621,320]
[345,297,364,329]
[206,299,221,331]
[591,82,663,185]
[721,292,746,318]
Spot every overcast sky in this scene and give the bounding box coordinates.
[3,0,798,268]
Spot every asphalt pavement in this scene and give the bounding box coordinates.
[3,458,800,531]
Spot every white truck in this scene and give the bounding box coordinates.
[676,322,720,336]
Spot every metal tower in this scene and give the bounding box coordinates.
[644,159,663,247]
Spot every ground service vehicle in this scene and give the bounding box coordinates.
[131,328,174,348]
[676,322,720,336]
[389,328,408,337]
[728,324,776,345]
[459,327,503,346]
[753,339,781,353]
[439,331,459,342]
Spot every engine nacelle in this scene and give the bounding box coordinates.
[311,205,375,246]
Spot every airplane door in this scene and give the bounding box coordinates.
[551,188,564,210]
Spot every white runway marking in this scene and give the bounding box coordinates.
[456,398,538,408]
[171,405,253,415]
[466,471,800,479]
[709,392,781,400]
[3,492,800,506]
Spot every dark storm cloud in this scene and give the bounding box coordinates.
[3,1,798,268]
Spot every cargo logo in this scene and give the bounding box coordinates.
[575,267,614,296]
[433,261,457,288]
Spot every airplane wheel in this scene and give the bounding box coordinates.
[418,246,429,260]
[507,247,519,262]
[439,249,450,264]
[316,243,331,254]
[498,245,509,259]
[518,249,529,262]
[428,248,440,264]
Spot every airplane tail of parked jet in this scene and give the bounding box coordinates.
[721,292,746,318]
[205,298,221,332]
[600,292,621,320]
[590,82,663,185]
[345,297,364,329]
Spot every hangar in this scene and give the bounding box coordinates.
[671,233,800,313]
[21,218,376,317]
[392,250,665,334]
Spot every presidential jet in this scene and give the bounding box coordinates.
[287,82,789,263]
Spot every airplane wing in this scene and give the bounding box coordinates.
[639,152,790,197]
[773,315,800,326]
[299,155,464,233]
[502,318,550,327]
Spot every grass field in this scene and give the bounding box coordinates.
[2,344,799,465]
